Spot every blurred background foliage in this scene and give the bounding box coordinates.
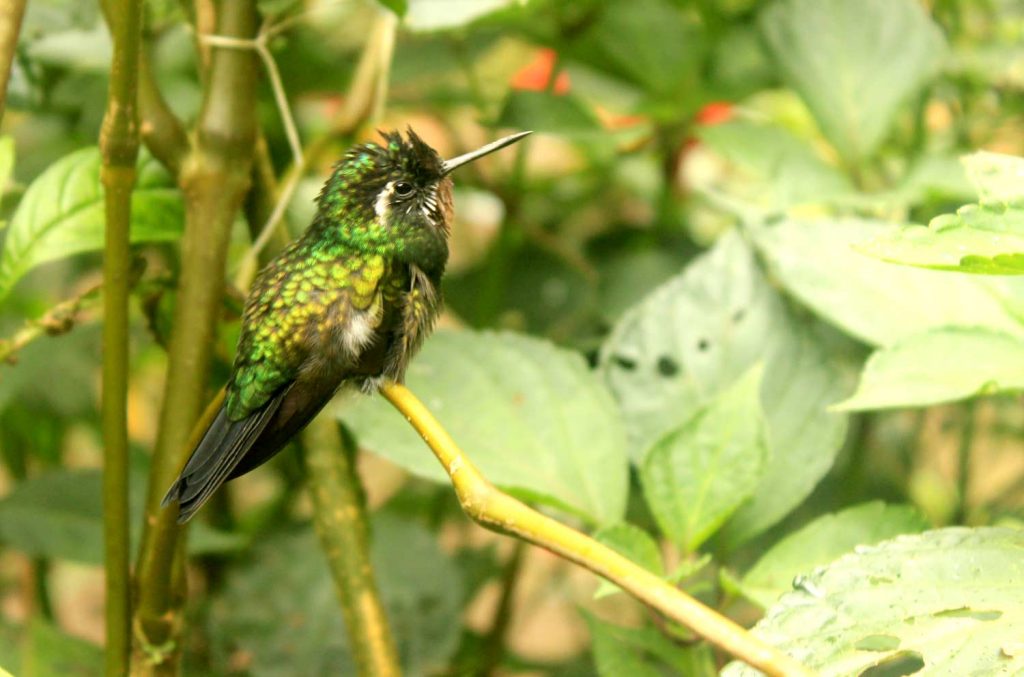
[1,0,1024,674]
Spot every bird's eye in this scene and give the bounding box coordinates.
[394,181,414,196]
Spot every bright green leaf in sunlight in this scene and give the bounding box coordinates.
[593,523,663,599]
[341,330,629,525]
[640,367,767,551]
[835,327,1024,411]
[583,611,714,677]
[759,0,946,165]
[404,0,514,32]
[695,120,853,212]
[601,232,848,547]
[754,219,1024,346]
[208,516,462,676]
[723,528,1024,676]
[0,146,183,303]
[856,153,1024,275]
[963,151,1024,202]
[856,204,1024,275]
[739,501,929,608]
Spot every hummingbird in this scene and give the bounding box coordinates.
[162,128,530,523]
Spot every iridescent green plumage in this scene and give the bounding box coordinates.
[162,128,528,523]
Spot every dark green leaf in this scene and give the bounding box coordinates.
[739,502,929,607]
[759,0,946,164]
[495,91,600,135]
[0,469,244,563]
[376,0,407,16]
[207,515,463,676]
[0,147,183,303]
[21,620,102,677]
[640,367,767,551]
[724,528,1024,675]
[342,330,629,525]
[583,612,714,677]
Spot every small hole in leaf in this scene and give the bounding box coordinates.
[859,651,924,677]
[612,355,637,371]
[697,339,710,352]
[656,356,679,377]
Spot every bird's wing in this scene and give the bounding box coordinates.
[160,384,290,523]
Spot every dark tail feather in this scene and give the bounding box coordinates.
[161,390,287,523]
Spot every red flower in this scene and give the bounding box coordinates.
[511,48,571,94]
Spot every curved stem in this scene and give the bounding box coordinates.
[303,417,400,677]
[380,383,812,677]
[99,0,143,671]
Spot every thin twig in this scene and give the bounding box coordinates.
[0,282,103,365]
[380,383,813,677]
[303,418,400,677]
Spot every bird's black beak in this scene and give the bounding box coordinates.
[441,131,532,176]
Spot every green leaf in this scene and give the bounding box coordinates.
[723,527,1024,675]
[567,0,706,101]
[0,469,244,564]
[207,516,463,676]
[640,367,767,551]
[0,146,183,303]
[857,202,1024,275]
[601,232,849,546]
[404,0,515,32]
[341,330,629,525]
[759,0,945,165]
[835,327,1024,411]
[582,612,713,677]
[593,523,664,599]
[755,218,1024,346]
[21,619,102,677]
[695,120,853,211]
[962,151,1024,203]
[739,502,929,608]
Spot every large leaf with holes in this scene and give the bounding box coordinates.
[207,516,462,676]
[759,0,946,164]
[755,219,1024,347]
[723,527,1024,676]
[601,232,848,546]
[0,146,183,303]
[341,330,628,525]
[739,502,929,608]
[640,367,768,551]
[835,327,1024,411]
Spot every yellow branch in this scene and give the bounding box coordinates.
[379,382,812,677]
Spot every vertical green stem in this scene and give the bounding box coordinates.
[131,1,258,673]
[99,0,143,673]
[303,417,400,677]
[0,0,26,123]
